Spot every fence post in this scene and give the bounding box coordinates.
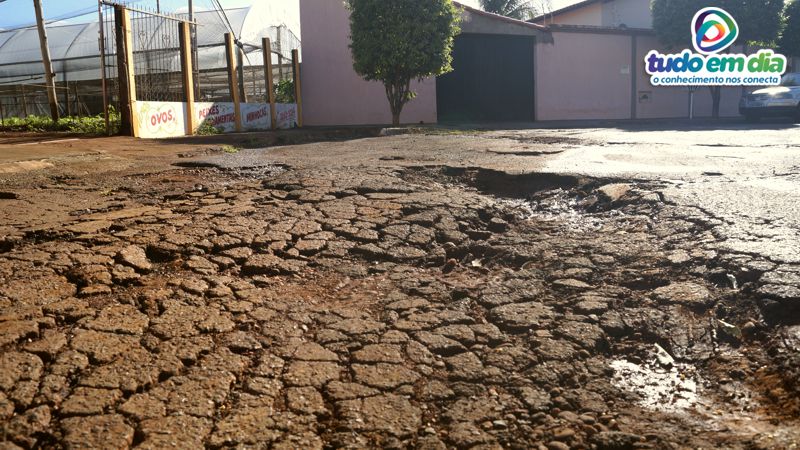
[262,38,277,130]
[20,85,28,118]
[237,47,248,104]
[33,0,60,122]
[179,21,195,136]
[291,49,303,128]
[115,5,139,137]
[225,33,242,132]
[74,83,81,117]
[276,32,283,80]
[98,2,110,133]
[63,70,72,117]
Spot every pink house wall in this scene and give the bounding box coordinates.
[298,0,437,126]
[535,32,632,120]
[299,2,746,125]
[534,31,742,121]
[634,35,741,119]
[601,0,652,29]
[634,35,688,119]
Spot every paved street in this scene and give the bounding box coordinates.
[0,124,798,449]
[532,123,800,264]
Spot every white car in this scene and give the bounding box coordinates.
[739,73,800,122]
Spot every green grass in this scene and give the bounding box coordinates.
[196,121,222,136]
[0,108,120,135]
[220,144,240,154]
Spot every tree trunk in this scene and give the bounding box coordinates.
[709,86,721,119]
[385,79,411,127]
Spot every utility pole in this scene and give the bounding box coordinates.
[33,0,60,122]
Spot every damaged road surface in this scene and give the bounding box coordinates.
[0,125,799,449]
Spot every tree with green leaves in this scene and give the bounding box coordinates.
[651,0,784,117]
[347,0,460,126]
[734,0,784,46]
[480,0,537,20]
[652,0,783,48]
[779,0,800,59]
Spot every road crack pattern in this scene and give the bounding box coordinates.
[0,161,798,449]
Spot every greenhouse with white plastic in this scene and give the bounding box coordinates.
[0,1,301,120]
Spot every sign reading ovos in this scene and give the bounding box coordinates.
[645,7,787,86]
[135,101,188,139]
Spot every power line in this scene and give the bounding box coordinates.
[0,0,145,32]
[210,0,236,36]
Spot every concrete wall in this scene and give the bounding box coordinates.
[535,30,742,121]
[300,2,745,125]
[460,7,550,38]
[601,0,652,29]
[542,3,602,26]
[539,0,651,28]
[634,35,687,119]
[638,37,736,119]
[298,0,437,126]
[536,31,632,120]
[635,35,743,119]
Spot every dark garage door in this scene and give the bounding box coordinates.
[437,34,535,123]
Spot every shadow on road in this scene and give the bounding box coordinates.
[442,117,799,133]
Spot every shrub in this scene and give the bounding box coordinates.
[0,107,120,135]
[275,79,295,103]
[196,121,222,136]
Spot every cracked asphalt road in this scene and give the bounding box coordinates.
[0,124,798,449]
[527,123,800,264]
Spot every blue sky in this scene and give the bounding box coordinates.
[0,0,254,29]
[0,0,579,29]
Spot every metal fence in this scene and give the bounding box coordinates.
[132,7,187,102]
[0,1,302,134]
[0,83,94,121]
[99,2,189,115]
[193,24,299,103]
[98,2,299,115]
[99,1,120,129]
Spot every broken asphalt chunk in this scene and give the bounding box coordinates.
[115,245,152,273]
